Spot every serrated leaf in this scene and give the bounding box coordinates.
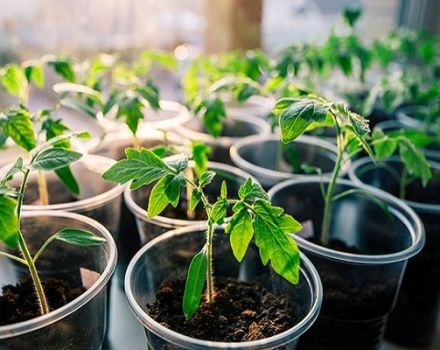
[183,249,207,320]
[24,63,45,88]
[199,171,216,188]
[48,58,76,82]
[190,188,202,211]
[164,154,188,173]
[192,141,211,176]
[0,108,36,151]
[226,207,253,262]
[238,178,268,202]
[54,228,106,246]
[209,198,229,224]
[147,174,182,217]
[31,148,82,171]
[220,180,227,199]
[103,148,172,189]
[252,199,301,284]
[55,166,80,195]
[399,139,432,186]
[1,157,23,185]
[276,98,331,143]
[0,64,28,101]
[372,130,398,160]
[0,196,19,248]
[117,96,144,136]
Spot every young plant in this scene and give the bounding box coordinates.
[371,128,433,198]
[274,95,374,244]
[0,133,105,316]
[183,51,269,137]
[0,105,86,204]
[103,148,302,319]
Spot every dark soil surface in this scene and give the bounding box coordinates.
[0,276,84,325]
[148,278,297,342]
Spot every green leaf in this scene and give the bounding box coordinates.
[147,174,183,217]
[399,139,432,186]
[136,80,160,110]
[372,130,398,160]
[202,97,226,137]
[199,170,216,188]
[190,188,202,211]
[0,108,36,151]
[226,205,253,262]
[41,118,71,148]
[192,141,211,176]
[343,6,362,27]
[48,58,76,82]
[0,196,19,248]
[31,148,82,171]
[220,180,227,199]
[24,63,45,88]
[252,199,301,284]
[209,198,229,224]
[55,166,80,195]
[275,98,331,143]
[1,157,23,185]
[0,64,28,101]
[183,249,208,320]
[238,178,268,202]
[164,154,188,173]
[54,228,106,246]
[102,148,172,189]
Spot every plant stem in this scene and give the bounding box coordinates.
[133,135,141,150]
[275,140,283,172]
[399,167,408,199]
[37,171,49,205]
[185,168,195,219]
[17,168,50,315]
[320,143,344,245]
[205,224,214,303]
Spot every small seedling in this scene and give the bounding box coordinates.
[103,148,301,319]
[274,95,374,244]
[0,133,105,316]
[371,128,432,198]
[0,62,89,204]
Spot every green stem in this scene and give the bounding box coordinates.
[321,141,344,245]
[0,251,27,265]
[185,168,195,219]
[205,224,214,303]
[17,168,50,315]
[399,167,408,199]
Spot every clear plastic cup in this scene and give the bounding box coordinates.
[173,111,270,165]
[349,156,440,347]
[0,211,117,350]
[125,162,254,245]
[230,134,349,189]
[374,120,440,162]
[396,104,435,133]
[98,100,191,133]
[268,177,424,350]
[1,155,124,240]
[125,224,323,350]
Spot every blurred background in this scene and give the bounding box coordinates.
[0,0,438,63]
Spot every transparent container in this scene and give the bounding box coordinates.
[396,104,436,133]
[268,177,424,350]
[374,120,440,162]
[98,100,191,133]
[223,95,275,120]
[349,156,440,347]
[125,224,323,350]
[125,162,253,245]
[173,111,270,165]
[0,211,117,350]
[230,134,348,189]
[1,155,124,241]
[91,129,186,287]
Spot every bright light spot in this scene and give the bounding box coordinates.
[174,45,189,60]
